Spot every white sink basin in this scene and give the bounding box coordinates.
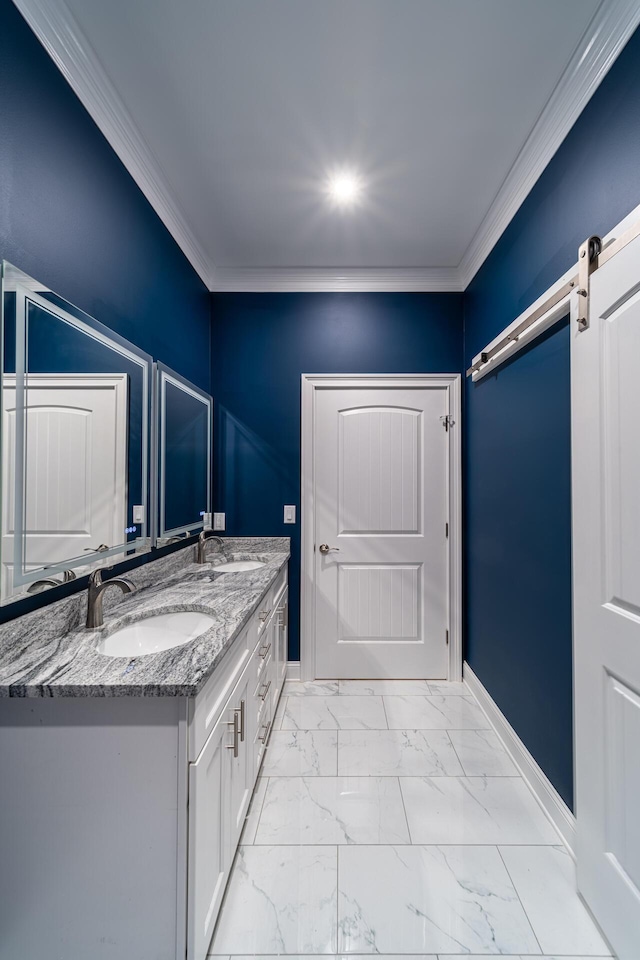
[97,612,215,657]
[215,560,265,572]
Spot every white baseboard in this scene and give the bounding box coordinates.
[286,661,301,681]
[463,662,576,856]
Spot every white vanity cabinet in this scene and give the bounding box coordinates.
[0,562,288,960]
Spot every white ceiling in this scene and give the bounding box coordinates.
[18,0,640,288]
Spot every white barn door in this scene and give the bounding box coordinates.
[572,233,640,957]
[311,380,453,680]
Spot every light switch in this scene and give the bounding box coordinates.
[133,504,144,524]
[202,512,212,529]
[213,512,226,531]
[284,505,296,524]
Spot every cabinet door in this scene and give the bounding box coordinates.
[224,667,253,854]
[187,713,227,960]
[188,663,255,960]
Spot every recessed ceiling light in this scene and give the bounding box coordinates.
[327,171,362,207]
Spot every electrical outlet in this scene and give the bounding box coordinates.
[213,512,226,531]
[284,505,296,524]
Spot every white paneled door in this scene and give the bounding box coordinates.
[1,374,128,596]
[572,233,640,957]
[311,381,454,680]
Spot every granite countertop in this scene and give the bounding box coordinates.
[0,538,289,698]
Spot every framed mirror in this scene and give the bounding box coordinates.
[1,261,152,602]
[155,363,212,545]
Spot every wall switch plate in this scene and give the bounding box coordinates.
[213,512,226,531]
[284,505,296,524]
[133,504,144,524]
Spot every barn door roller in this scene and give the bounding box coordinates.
[576,217,640,331]
[576,235,602,331]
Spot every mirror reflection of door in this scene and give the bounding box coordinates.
[2,374,128,597]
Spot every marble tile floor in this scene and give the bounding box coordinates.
[209,679,611,958]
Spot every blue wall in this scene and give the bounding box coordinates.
[0,0,210,620]
[464,24,640,810]
[0,0,210,391]
[210,292,463,659]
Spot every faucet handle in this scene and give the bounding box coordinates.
[88,568,115,588]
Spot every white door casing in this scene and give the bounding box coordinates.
[572,234,640,957]
[301,375,461,682]
[1,374,128,597]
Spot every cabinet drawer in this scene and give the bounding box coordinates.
[255,569,287,636]
[189,622,255,761]
[255,634,272,681]
[254,670,273,706]
[272,577,287,613]
[253,696,273,776]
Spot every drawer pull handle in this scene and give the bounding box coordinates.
[239,699,245,742]
[226,709,240,758]
[259,641,271,659]
[258,609,271,622]
[259,719,271,744]
[260,680,271,702]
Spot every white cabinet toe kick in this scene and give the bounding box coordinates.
[0,566,288,960]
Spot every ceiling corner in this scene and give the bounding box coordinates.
[457,0,640,290]
[12,0,212,287]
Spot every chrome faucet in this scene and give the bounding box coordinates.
[86,568,136,629]
[196,530,225,564]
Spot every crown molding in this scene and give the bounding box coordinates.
[14,0,640,295]
[12,0,211,287]
[210,266,463,293]
[458,0,640,289]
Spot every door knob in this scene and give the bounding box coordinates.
[319,544,340,554]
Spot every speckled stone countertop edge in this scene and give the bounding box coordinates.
[0,538,289,699]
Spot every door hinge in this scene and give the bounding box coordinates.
[445,522,449,539]
[440,414,455,432]
[446,629,449,646]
